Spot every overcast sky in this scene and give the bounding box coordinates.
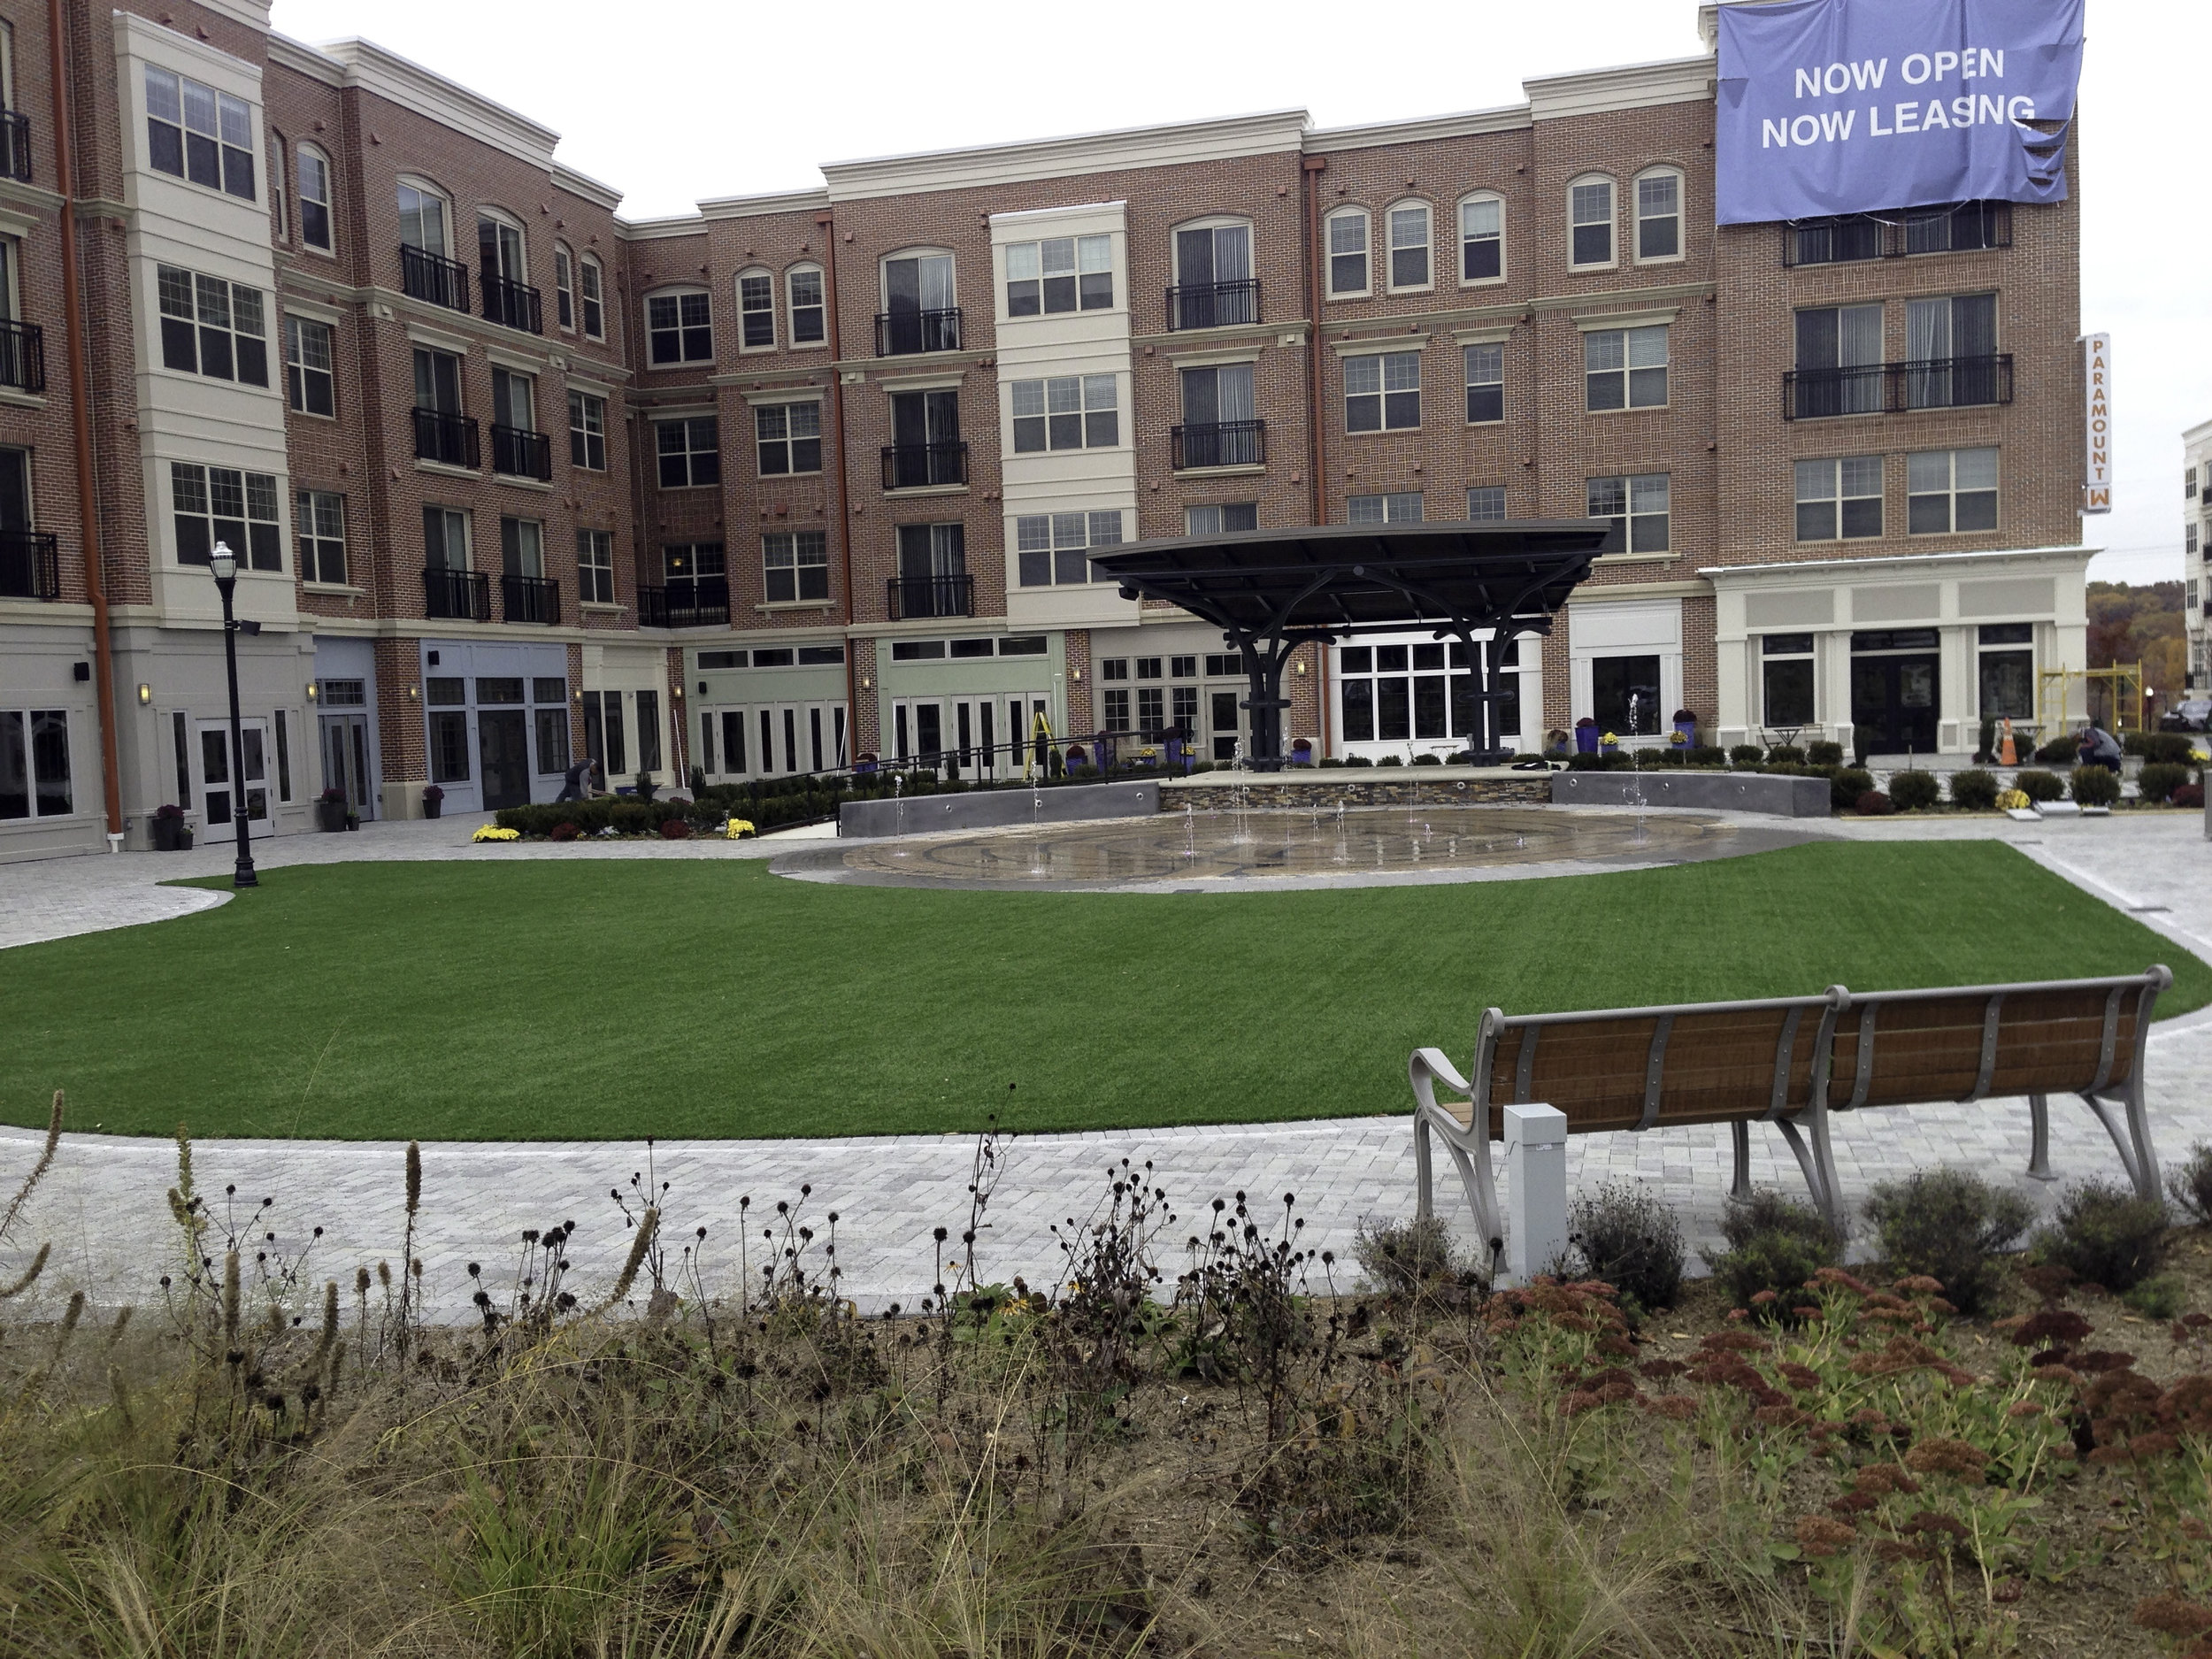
[268,0,2207,585]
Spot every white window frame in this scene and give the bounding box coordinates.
[1463,342,1503,425]
[576,527,614,603]
[475,207,528,283]
[754,398,823,476]
[655,415,720,490]
[579,255,605,341]
[787,265,826,348]
[1325,208,1371,298]
[1345,350,1421,434]
[1014,508,1122,588]
[764,530,830,603]
[736,268,776,353]
[143,64,256,202]
[1186,502,1258,535]
[1906,447,2000,536]
[1587,472,1670,554]
[1584,324,1669,412]
[283,313,334,418]
[396,176,451,257]
[645,286,714,366]
[1385,200,1432,294]
[295,488,346,584]
[156,265,270,388]
[1457,192,1505,287]
[1632,166,1685,265]
[553,242,576,333]
[1466,486,1507,522]
[1002,234,1115,319]
[172,460,284,570]
[267,129,287,241]
[1010,374,1119,453]
[1793,455,1884,542]
[1568,174,1617,272]
[297,142,334,254]
[1348,492,1424,525]
[568,388,607,471]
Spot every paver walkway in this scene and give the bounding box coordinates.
[3,809,2208,1318]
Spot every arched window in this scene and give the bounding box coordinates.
[397,177,450,256]
[736,267,775,351]
[554,241,576,332]
[1632,166,1684,264]
[1325,208,1370,298]
[297,143,332,252]
[477,207,534,330]
[1169,217,1255,329]
[267,130,287,240]
[879,249,957,354]
[579,253,605,340]
[1385,200,1432,292]
[1457,192,1505,285]
[1568,174,1617,270]
[645,286,713,365]
[787,264,826,346]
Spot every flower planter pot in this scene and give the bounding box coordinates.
[316,799,349,833]
[150,815,187,851]
[422,799,442,819]
[1575,726,1600,755]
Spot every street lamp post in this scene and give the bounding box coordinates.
[207,541,257,888]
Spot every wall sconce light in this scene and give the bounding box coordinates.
[407,684,420,701]
[572,687,583,703]
[1294,660,1309,676]
[136,683,152,704]
[672,684,684,699]
[305,681,319,702]
[1070,667,1083,683]
[860,675,873,690]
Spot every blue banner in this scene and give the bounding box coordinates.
[1716,0,2083,226]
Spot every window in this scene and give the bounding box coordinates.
[2190,526,2200,558]
[1908,448,1998,534]
[580,257,604,339]
[492,365,535,432]
[1459,194,1503,282]
[268,133,286,239]
[1171,222,1255,327]
[283,316,334,416]
[144,65,254,199]
[1003,234,1113,315]
[423,505,470,569]
[295,489,346,583]
[1178,363,1257,467]
[568,389,607,470]
[501,516,544,578]
[882,252,957,352]
[1463,342,1503,424]
[1569,177,1614,268]
[1186,503,1258,534]
[1903,294,2000,408]
[1386,203,1431,290]
[157,266,268,386]
[1015,508,1120,587]
[1346,350,1420,433]
[755,401,821,475]
[657,417,720,489]
[1010,375,1118,452]
[2188,466,2199,500]
[1762,634,1816,726]
[1337,638,1517,745]
[536,703,570,777]
[478,211,526,282]
[1588,472,1670,553]
[788,266,825,344]
[1794,456,1884,541]
[297,145,331,250]
[764,530,829,602]
[172,462,281,569]
[413,346,463,421]
[1326,210,1369,296]
[738,270,775,349]
[554,244,575,331]
[1584,325,1666,411]
[1593,655,1662,735]
[1634,170,1681,261]
[577,528,613,603]
[1466,486,1507,522]
[1793,304,1886,417]
[1348,492,1423,524]
[0,709,72,818]
[581,690,625,777]
[647,289,712,365]
[1978,622,2033,719]
[398,180,449,255]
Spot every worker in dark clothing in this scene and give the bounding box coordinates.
[556,757,594,802]
[2077,725,2124,774]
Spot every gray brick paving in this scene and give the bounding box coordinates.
[4,810,2209,1317]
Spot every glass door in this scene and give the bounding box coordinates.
[319,711,373,818]
[477,710,531,808]
[198,718,273,837]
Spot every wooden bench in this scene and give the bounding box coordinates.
[1409,967,2170,1250]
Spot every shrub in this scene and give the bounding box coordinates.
[1855,789,1893,815]
[2166,1141,2212,1224]
[1343,755,1374,767]
[2070,764,2121,808]
[2031,1179,2170,1292]
[1411,752,1442,766]
[1729,745,1764,767]
[1377,756,1404,768]
[2138,761,2191,804]
[1852,724,1877,765]
[1352,1214,1482,1299]
[1765,744,1806,764]
[1807,740,1844,766]
[1949,768,2000,811]
[2012,768,2064,803]
[1686,744,1727,767]
[2122,1276,2185,1319]
[1861,1170,2036,1317]
[1568,1182,1685,1316]
[2125,731,2197,764]
[1887,770,1940,811]
[1829,766,1873,810]
[1709,1190,1845,1317]
[2035,737,2077,764]
[660,819,691,840]
[549,822,579,842]
[2177,784,2206,809]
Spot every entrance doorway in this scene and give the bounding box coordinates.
[1850,630,1940,754]
[319,712,374,818]
[892,695,1048,777]
[198,718,273,837]
[477,710,532,808]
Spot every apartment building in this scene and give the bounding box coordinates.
[2184,419,2211,689]
[0,0,2094,858]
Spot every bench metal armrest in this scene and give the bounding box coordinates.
[1409,1046,1503,1252]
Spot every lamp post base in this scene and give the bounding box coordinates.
[233,857,258,888]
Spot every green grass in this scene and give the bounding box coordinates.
[3,841,2202,1142]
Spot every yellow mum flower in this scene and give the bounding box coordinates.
[472,825,521,842]
[725,818,756,840]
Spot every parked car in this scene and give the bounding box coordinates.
[2160,699,2212,732]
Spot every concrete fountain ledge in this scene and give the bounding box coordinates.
[838,780,1160,838]
[1552,769,1832,818]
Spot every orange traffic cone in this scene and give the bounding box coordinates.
[1999,718,2017,766]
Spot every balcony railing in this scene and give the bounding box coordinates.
[0,319,44,394]
[1166,279,1261,331]
[412,407,480,469]
[501,572,560,626]
[0,530,60,601]
[423,565,491,622]
[874,307,962,357]
[491,424,552,480]
[887,574,973,620]
[1171,419,1266,471]
[481,271,544,334]
[400,243,471,311]
[636,577,730,629]
[1783,356,2013,420]
[881,441,969,490]
[0,111,29,183]
[1783,201,2012,266]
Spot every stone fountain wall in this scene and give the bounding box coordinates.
[1158,772,1548,811]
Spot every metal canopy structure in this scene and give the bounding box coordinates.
[1087,518,1618,767]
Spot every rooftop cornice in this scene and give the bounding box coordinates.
[1700,544,2096,580]
[1525,54,1717,120]
[1304,104,1532,152]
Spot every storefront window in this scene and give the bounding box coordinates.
[1762,634,1816,726]
[1591,654,1662,736]
[1978,623,2033,718]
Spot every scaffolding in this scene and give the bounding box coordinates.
[2037,664,2144,736]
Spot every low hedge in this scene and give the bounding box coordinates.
[2124,731,2197,764]
[2012,768,2064,803]
[1855,790,1893,816]
[1887,769,1940,811]
[1806,741,1844,766]
[1830,766,1874,810]
[2070,764,2121,808]
[2137,761,2192,803]
[1949,768,1999,811]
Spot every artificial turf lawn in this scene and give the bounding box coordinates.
[3,840,2202,1142]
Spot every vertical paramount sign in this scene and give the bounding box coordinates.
[2080,333,2113,514]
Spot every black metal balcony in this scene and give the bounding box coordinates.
[1784,201,2011,266]
[873,308,961,357]
[0,111,29,183]
[0,319,44,393]
[400,243,471,311]
[881,441,968,490]
[423,565,491,621]
[636,576,729,628]
[1167,279,1261,331]
[1171,419,1266,470]
[0,530,60,601]
[491,424,552,480]
[887,574,972,620]
[412,407,480,469]
[482,272,544,334]
[501,572,560,625]
[1784,356,2013,419]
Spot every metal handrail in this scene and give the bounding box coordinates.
[873,307,962,357]
[1171,419,1266,470]
[491,424,553,480]
[422,565,491,621]
[0,319,44,393]
[1782,201,2012,265]
[412,407,480,468]
[645,576,729,628]
[482,270,544,334]
[0,111,29,184]
[0,529,60,600]
[1166,278,1261,331]
[400,243,471,311]
[1783,355,2013,419]
[881,441,968,490]
[501,572,560,625]
[886,574,973,620]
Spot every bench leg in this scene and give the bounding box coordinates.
[1730,1120,1753,1200]
[1773,1102,1845,1238]
[2026,1094,2055,1181]
[1409,1048,1504,1256]
[2080,1083,2162,1203]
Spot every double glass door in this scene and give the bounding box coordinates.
[710,702,847,780]
[894,695,1048,777]
[320,711,373,818]
[198,718,272,836]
